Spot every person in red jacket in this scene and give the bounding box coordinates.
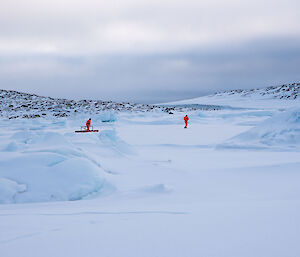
[86,118,91,131]
[184,115,189,128]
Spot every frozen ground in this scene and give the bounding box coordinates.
[1,105,300,257]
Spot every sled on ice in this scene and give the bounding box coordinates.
[75,126,99,133]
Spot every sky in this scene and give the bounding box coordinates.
[0,0,300,103]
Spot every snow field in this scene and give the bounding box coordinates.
[1,107,300,257]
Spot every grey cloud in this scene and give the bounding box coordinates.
[1,37,299,103]
[1,0,299,55]
[0,0,299,102]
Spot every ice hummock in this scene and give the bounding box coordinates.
[221,108,300,149]
[0,128,115,204]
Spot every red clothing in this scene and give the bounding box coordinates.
[86,120,91,130]
[184,116,189,128]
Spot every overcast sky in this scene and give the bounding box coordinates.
[1,0,300,103]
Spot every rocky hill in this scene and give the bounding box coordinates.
[168,82,300,109]
[213,82,300,99]
[0,89,230,119]
[0,89,165,119]
[2,83,300,119]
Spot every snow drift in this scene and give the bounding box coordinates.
[221,108,300,149]
[0,178,27,204]
[0,129,114,204]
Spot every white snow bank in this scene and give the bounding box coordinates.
[0,178,27,204]
[0,152,113,204]
[221,108,300,149]
[0,130,114,204]
[2,141,19,152]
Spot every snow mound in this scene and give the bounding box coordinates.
[0,130,114,204]
[0,152,113,204]
[2,141,19,152]
[0,178,27,204]
[222,108,300,149]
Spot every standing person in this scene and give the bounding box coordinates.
[86,118,91,131]
[184,115,189,128]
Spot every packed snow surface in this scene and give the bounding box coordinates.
[1,91,300,256]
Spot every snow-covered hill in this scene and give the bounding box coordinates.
[0,89,167,119]
[168,82,300,109]
[214,82,300,100]
[0,89,224,119]
[2,83,300,120]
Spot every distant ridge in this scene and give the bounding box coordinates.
[0,89,219,119]
[213,82,300,100]
[0,89,163,119]
[2,82,300,119]
[166,82,300,109]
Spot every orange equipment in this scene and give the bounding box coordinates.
[75,118,99,133]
